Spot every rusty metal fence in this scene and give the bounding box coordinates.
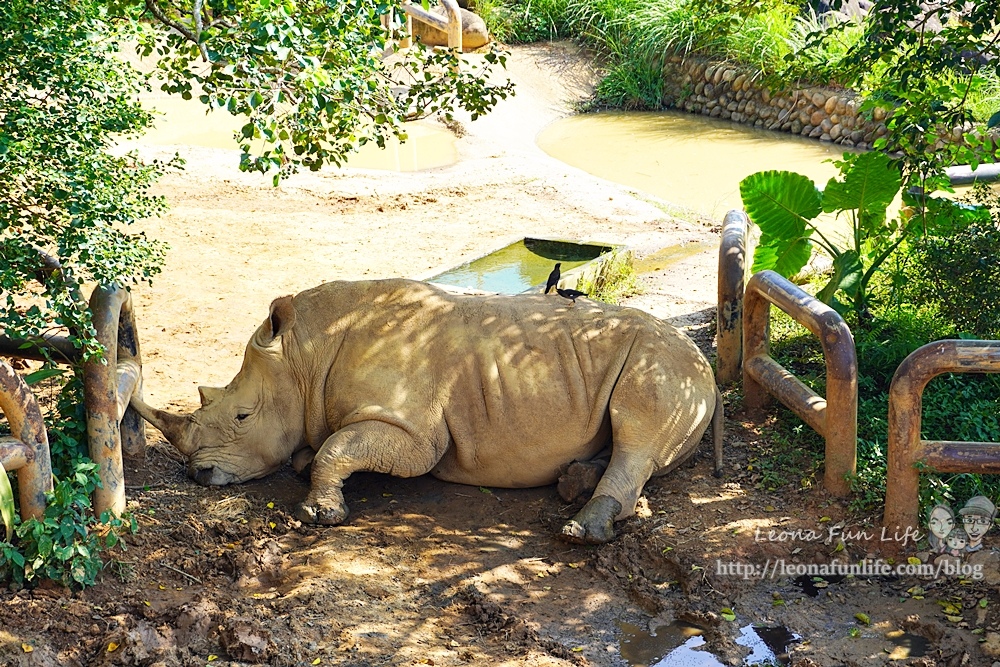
[883,340,1000,536]
[0,283,145,517]
[718,211,1000,533]
[716,210,749,385]
[0,361,53,521]
[742,270,858,497]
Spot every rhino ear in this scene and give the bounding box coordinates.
[198,386,225,408]
[257,295,296,347]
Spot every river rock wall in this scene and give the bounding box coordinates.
[661,56,887,151]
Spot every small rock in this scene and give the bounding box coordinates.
[982,632,1000,658]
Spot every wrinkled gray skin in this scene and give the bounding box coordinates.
[132,279,722,544]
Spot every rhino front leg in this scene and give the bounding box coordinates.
[296,421,437,526]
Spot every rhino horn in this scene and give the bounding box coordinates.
[198,386,225,408]
[129,395,198,455]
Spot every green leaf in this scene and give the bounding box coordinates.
[751,235,813,278]
[821,152,901,224]
[0,471,15,542]
[740,170,822,241]
[24,367,66,385]
[816,250,863,304]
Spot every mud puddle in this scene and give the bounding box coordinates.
[618,620,800,666]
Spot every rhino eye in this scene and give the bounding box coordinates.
[236,413,251,422]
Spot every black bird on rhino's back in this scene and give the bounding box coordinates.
[555,287,588,305]
[545,263,561,294]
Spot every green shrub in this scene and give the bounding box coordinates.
[594,53,663,109]
[477,0,570,43]
[782,7,865,86]
[1,464,136,589]
[904,195,1000,340]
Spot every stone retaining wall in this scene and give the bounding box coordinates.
[661,56,887,151]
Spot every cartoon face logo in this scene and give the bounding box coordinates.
[927,504,955,552]
[946,527,968,556]
[959,496,996,552]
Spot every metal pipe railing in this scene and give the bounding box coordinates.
[716,210,749,385]
[401,0,463,53]
[84,285,145,517]
[0,361,53,521]
[883,340,1000,538]
[743,270,858,496]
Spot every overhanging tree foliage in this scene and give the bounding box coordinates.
[127,0,515,182]
[689,0,1000,186]
[1,0,171,363]
[0,0,513,586]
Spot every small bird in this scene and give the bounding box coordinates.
[544,263,561,294]
[556,287,588,305]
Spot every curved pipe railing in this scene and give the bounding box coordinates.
[1,256,145,517]
[0,361,53,521]
[716,210,749,385]
[883,340,1000,538]
[400,0,463,53]
[84,285,145,517]
[743,270,858,496]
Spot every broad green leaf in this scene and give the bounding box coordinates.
[740,170,822,241]
[816,250,863,304]
[821,152,900,222]
[751,236,813,279]
[0,471,14,542]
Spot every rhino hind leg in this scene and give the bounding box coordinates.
[560,495,622,544]
[291,447,316,478]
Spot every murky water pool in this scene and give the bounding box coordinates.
[139,96,457,172]
[537,110,851,220]
[428,238,614,294]
[617,620,800,667]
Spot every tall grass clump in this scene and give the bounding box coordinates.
[782,7,866,86]
[475,0,571,43]
[578,250,644,304]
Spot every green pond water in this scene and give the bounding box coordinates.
[428,238,614,294]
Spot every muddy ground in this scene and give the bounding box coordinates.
[2,42,1000,667]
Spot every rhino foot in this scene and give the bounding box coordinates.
[558,495,622,544]
[295,501,348,526]
[557,460,608,503]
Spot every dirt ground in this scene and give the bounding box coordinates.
[2,42,1000,667]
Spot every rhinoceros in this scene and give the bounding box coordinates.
[132,278,722,543]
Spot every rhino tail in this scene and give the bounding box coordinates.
[712,384,724,478]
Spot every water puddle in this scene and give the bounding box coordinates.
[632,241,715,274]
[137,96,457,171]
[885,630,929,660]
[617,621,800,667]
[792,574,846,597]
[537,110,851,220]
[427,237,614,294]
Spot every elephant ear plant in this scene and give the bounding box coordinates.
[739,151,904,327]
